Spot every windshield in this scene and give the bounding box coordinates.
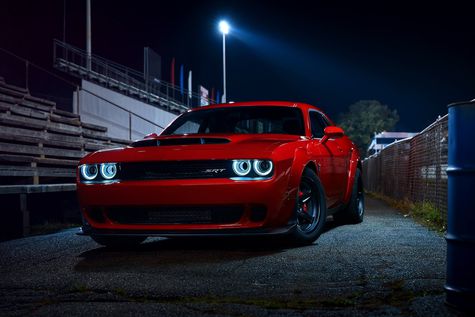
[162,106,305,136]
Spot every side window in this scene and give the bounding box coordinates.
[172,120,201,135]
[318,115,330,128]
[309,111,325,138]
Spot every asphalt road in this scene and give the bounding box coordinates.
[0,198,462,316]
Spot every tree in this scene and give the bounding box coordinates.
[338,100,399,155]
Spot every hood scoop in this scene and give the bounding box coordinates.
[131,137,230,148]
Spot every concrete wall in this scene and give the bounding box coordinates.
[73,80,177,140]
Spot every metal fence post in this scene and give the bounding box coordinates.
[129,112,132,141]
[25,61,29,92]
[445,99,475,312]
[76,86,80,114]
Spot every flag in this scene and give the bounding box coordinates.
[199,85,209,106]
[179,65,184,95]
[170,58,175,87]
[188,70,192,99]
[210,88,215,105]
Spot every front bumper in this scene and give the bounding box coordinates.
[77,174,297,234]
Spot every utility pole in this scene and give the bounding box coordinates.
[86,0,91,71]
[63,0,66,43]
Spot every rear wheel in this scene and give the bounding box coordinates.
[334,169,364,224]
[289,168,327,245]
[91,236,147,248]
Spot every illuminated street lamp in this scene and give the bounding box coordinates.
[219,20,230,103]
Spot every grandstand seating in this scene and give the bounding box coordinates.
[0,76,130,186]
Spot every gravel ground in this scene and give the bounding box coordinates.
[0,198,466,316]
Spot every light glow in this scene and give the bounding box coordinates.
[219,20,230,35]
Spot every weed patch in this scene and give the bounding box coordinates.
[367,192,446,232]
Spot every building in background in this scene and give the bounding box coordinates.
[367,131,417,156]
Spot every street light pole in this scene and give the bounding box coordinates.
[86,0,92,71]
[219,20,229,103]
[222,31,226,103]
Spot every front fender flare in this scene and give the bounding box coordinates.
[286,147,323,199]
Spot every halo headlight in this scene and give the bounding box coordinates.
[100,163,117,180]
[232,160,252,176]
[80,164,98,180]
[253,160,273,176]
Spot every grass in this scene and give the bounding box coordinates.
[367,192,446,232]
[411,201,446,230]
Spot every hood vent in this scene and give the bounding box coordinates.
[131,137,230,148]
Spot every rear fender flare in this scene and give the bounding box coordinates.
[343,149,361,203]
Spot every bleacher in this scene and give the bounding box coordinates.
[0,76,129,186]
[0,76,130,238]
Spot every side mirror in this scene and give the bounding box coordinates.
[320,126,344,144]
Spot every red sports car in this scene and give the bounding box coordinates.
[77,101,364,247]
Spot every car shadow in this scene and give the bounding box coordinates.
[74,236,291,272]
[74,218,346,272]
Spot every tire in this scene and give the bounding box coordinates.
[91,235,147,248]
[289,167,327,245]
[334,168,365,224]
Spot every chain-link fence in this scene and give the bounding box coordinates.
[363,114,448,216]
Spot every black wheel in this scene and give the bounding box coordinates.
[334,168,364,224]
[289,167,327,245]
[91,236,147,248]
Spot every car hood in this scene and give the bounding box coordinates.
[81,134,307,163]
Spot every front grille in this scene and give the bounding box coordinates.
[118,160,232,180]
[107,205,244,224]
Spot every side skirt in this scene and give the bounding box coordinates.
[327,203,345,215]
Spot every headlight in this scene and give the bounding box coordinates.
[253,160,273,176]
[231,159,274,179]
[80,164,98,180]
[232,160,252,176]
[100,163,117,180]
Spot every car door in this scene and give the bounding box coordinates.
[309,110,348,208]
[308,110,341,208]
[320,114,351,202]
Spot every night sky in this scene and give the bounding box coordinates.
[1,0,474,132]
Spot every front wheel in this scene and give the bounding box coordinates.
[289,168,327,245]
[91,236,147,248]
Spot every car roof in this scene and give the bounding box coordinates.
[186,101,324,113]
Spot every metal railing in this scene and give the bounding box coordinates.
[53,40,213,113]
[1,46,164,141]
